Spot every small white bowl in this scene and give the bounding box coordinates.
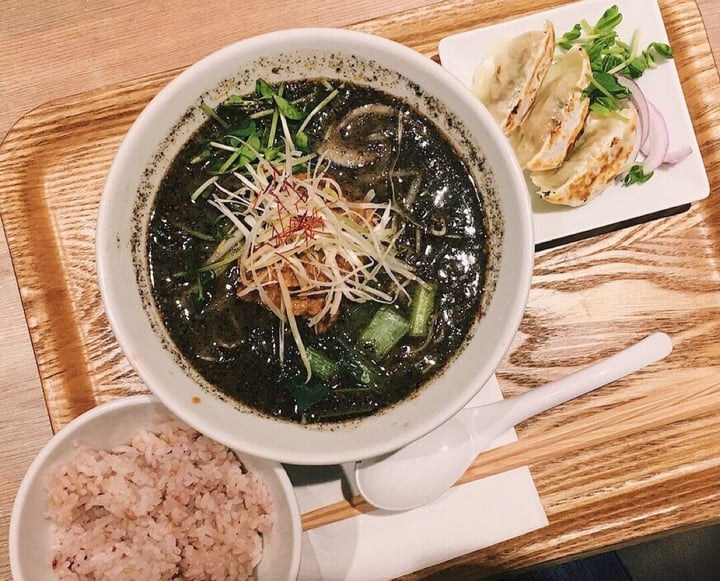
[9,395,302,581]
[97,28,533,465]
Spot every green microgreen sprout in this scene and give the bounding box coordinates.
[623,163,654,186]
[557,5,673,117]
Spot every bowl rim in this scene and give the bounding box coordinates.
[9,394,303,581]
[96,27,534,465]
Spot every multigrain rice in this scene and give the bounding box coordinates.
[44,424,272,580]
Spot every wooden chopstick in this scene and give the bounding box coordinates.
[300,441,525,531]
[300,375,718,531]
[302,494,375,530]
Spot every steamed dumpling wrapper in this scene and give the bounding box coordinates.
[472,21,555,135]
[530,106,640,206]
[512,45,592,171]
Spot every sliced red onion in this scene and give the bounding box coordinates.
[662,145,692,166]
[617,75,691,173]
[640,100,670,174]
[618,75,650,148]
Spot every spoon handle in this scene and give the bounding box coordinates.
[480,332,673,438]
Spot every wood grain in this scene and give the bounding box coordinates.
[2,0,720,579]
[0,0,442,144]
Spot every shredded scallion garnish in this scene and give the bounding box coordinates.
[195,79,418,378]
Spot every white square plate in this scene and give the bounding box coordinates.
[439,0,709,246]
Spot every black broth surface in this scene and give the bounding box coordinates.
[148,80,488,423]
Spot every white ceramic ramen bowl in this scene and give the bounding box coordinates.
[9,395,302,581]
[96,28,533,465]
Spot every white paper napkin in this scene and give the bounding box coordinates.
[286,376,548,580]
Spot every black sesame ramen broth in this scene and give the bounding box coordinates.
[145,75,496,424]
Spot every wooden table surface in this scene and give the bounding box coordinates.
[1,1,719,579]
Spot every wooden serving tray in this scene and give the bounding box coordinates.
[2,0,720,575]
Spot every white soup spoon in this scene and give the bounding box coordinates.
[354,332,673,511]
